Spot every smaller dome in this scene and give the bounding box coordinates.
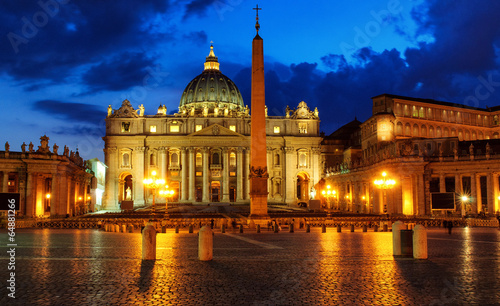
[179,46,244,111]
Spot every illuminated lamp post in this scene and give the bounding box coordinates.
[373,171,396,214]
[45,193,51,214]
[78,196,83,215]
[143,170,165,214]
[159,185,175,218]
[460,195,470,217]
[321,185,337,210]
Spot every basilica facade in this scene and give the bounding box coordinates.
[102,46,322,210]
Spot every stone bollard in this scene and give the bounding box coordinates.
[122,224,127,233]
[161,226,166,233]
[289,223,294,233]
[189,224,193,233]
[142,224,156,261]
[78,222,82,229]
[374,225,378,232]
[198,226,213,261]
[221,224,225,233]
[306,224,310,233]
[256,224,261,233]
[239,224,243,233]
[337,225,341,233]
[115,224,120,233]
[383,224,388,232]
[413,224,428,259]
[392,221,406,256]
[175,226,179,233]
[350,224,354,232]
[362,224,367,232]
[322,224,326,233]
[127,225,134,233]
[104,224,108,232]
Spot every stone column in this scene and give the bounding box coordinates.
[25,172,34,217]
[181,147,187,201]
[202,147,210,202]
[2,171,8,193]
[417,173,425,215]
[236,147,244,201]
[133,147,145,206]
[188,148,195,202]
[160,147,167,180]
[222,148,230,202]
[50,174,58,217]
[439,173,446,193]
[103,146,118,210]
[284,147,295,205]
[57,172,68,216]
[266,147,273,199]
[494,174,499,214]
[245,148,250,200]
[471,173,478,214]
[487,172,494,215]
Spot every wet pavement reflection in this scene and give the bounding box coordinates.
[0,227,499,305]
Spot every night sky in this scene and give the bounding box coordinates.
[2,0,500,161]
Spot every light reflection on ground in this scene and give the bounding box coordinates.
[0,227,498,304]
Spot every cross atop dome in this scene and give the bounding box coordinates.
[204,45,219,71]
[253,4,262,33]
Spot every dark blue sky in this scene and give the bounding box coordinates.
[2,0,500,161]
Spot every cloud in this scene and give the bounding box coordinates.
[81,52,158,93]
[1,0,170,86]
[33,100,106,124]
[183,0,216,19]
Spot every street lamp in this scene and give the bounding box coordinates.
[143,170,165,213]
[460,195,469,217]
[159,185,175,217]
[373,171,396,214]
[321,185,337,209]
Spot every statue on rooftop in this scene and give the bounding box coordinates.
[21,142,26,153]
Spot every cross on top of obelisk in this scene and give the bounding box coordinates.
[253,4,262,32]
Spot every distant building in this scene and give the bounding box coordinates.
[102,46,322,210]
[322,94,500,216]
[86,158,106,211]
[0,135,94,217]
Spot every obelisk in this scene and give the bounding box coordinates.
[249,5,269,220]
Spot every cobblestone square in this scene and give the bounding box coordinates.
[1,227,499,305]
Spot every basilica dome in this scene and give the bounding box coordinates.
[179,46,244,111]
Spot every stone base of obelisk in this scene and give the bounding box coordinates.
[249,177,270,226]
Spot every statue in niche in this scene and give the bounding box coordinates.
[138,104,145,116]
[214,104,219,117]
[107,105,112,117]
[21,142,27,153]
[28,142,34,153]
[53,144,59,155]
[125,187,132,200]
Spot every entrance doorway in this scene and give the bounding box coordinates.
[296,172,310,202]
[211,181,220,202]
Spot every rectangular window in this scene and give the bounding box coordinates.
[229,125,236,132]
[149,125,157,132]
[121,122,130,132]
[196,171,202,177]
[195,124,203,132]
[298,123,307,134]
[170,125,179,132]
[230,171,236,177]
[274,126,280,134]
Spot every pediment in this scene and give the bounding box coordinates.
[189,124,243,137]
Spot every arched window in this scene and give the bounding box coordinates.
[212,152,220,164]
[274,153,280,166]
[421,125,427,137]
[404,123,411,136]
[298,151,307,167]
[429,126,434,138]
[171,152,179,166]
[396,122,403,135]
[436,127,442,138]
[419,107,425,118]
[122,153,130,166]
[196,153,202,166]
[229,152,236,166]
[413,124,419,136]
[150,153,156,166]
[443,128,449,137]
